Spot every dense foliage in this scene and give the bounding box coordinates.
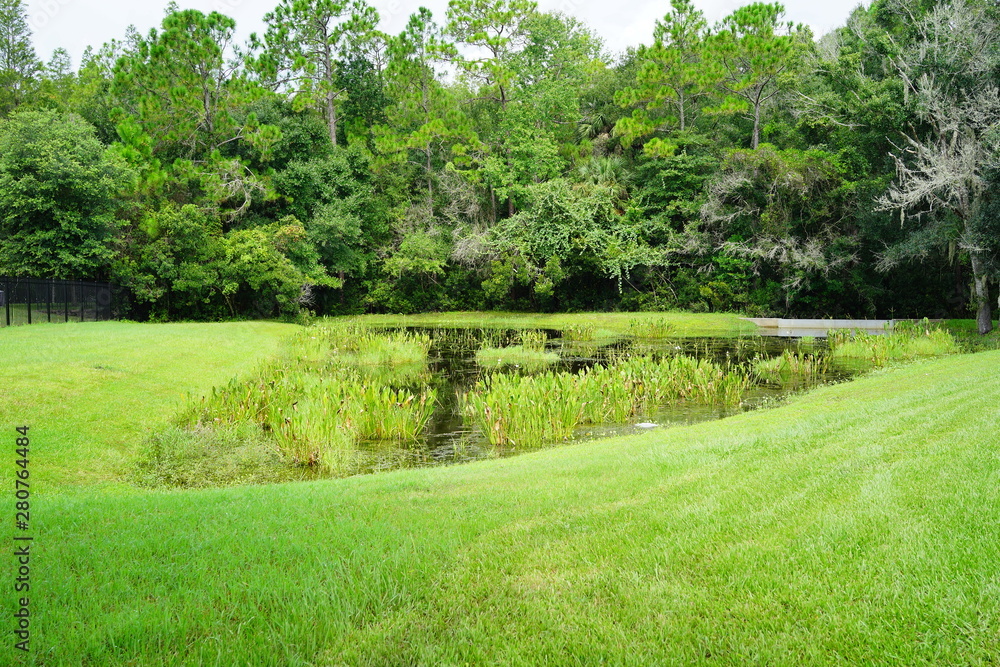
[1,0,998,328]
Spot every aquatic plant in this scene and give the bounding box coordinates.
[463,371,588,449]
[318,326,431,370]
[464,354,751,450]
[827,320,958,368]
[561,324,596,341]
[627,317,676,339]
[476,345,560,370]
[518,329,549,352]
[351,385,437,442]
[754,349,830,384]
[178,323,437,470]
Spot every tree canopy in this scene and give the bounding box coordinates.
[0,0,995,327]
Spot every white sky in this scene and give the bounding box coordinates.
[26,0,868,68]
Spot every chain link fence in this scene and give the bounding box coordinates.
[0,277,118,327]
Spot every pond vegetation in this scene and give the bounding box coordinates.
[11,318,998,665]
[827,319,960,367]
[475,345,561,370]
[753,349,830,387]
[475,328,560,370]
[465,355,751,450]
[133,318,961,488]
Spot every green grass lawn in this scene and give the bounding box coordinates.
[945,319,1000,351]
[1,318,997,664]
[0,320,298,491]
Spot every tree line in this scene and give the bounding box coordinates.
[0,0,998,331]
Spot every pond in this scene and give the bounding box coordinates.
[345,326,865,471]
[146,322,918,488]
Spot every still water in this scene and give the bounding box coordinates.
[351,327,863,471]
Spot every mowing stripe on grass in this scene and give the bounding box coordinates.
[16,351,1000,665]
[0,321,298,491]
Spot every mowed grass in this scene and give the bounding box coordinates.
[12,341,1000,663]
[0,320,297,491]
[355,310,756,338]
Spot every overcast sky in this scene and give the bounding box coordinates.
[26,0,868,68]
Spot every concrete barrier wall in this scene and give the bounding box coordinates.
[742,318,893,337]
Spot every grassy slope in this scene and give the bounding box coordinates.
[17,349,1000,664]
[0,321,298,491]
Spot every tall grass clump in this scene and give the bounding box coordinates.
[464,372,588,449]
[130,422,310,489]
[518,328,549,351]
[162,323,437,480]
[828,319,959,368]
[445,327,508,350]
[475,345,560,371]
[581,355,750,422]
[561,324,596,341]
[465,355,751,449]
[262,374,436,467]
[475,329,558,370]
[628,317,676,339]
[303,324,432,380]
[754,349,830,385]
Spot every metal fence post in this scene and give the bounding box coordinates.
[0,278,118,327]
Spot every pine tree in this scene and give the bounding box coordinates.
[614,0,718,156]
[251,0,381,147]
[0,0,39,115]
[707,2,807,149]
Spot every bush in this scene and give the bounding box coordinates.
[130,423,306,489]
[0,110,130,279]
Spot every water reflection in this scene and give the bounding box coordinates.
[355,327,863,469]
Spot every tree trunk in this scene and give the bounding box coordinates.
[954,260,964,307]
[327,90,338,147]
[751,102,761,150]
[426,147,433,209]
[970,251,992,334]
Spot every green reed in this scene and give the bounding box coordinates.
[465,354,751,450]
[627,317,677,339]
[827,320,959,368]
[177,323,436,471]
[518,329,549,352]
[754,349,830,383]
[476,345,560,370]
[561,324,596,341]
[351,385,437,441]
[307,325,432,371]
[463,372,588,450]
